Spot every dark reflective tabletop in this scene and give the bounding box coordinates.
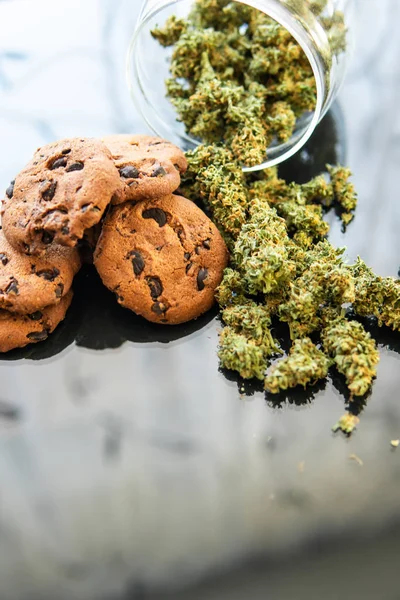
[0,1,400,600]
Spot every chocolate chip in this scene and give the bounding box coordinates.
[5,279,19,294]
[55,283,64,298]
[120,166,139,179]
[151,302,167,315]
[28,311,43,321]
[66,161,84,173]
[40,180,57,201]
[195,247,201,255]
[186,263,192,274]
[0,253,8,266]
[36,268,60,281]
[42,231,54,245]
[151,165,167,177]
[61,226,70,235]
[142,208,167,227]
[62,148,71,155]
[197,267,208,291]
[203,239,211,249]
[6,180,15,199]
[146,276,163,299]
[27,330,48,342]
[50,157,68,170]
[129,250,145,276]
[184,252,191,261]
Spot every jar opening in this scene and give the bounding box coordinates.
[127,0,328,171]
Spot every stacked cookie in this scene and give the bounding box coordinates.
[0,134,228,351]
[0,137,115,352]
[95,134,228,325]
[0,231,80,352]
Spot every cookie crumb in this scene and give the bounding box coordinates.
[349,453,363,467]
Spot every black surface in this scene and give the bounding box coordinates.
[0,1,400,600]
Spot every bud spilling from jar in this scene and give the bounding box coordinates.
[128,0,353,170]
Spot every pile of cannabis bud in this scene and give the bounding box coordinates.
[181,144,400,404]
[153,1,400,428]
[152,0,346,166]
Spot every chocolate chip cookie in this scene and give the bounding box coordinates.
[94,194,228,324]
[0,290,73,353]
[1,138,121,255]
[0,229,80,314]
[102,134,187,204]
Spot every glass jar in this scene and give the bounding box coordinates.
[127,0,353,171]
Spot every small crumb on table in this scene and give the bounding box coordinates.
[349,453,364,467]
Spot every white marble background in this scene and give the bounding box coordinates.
[0,2,400,600]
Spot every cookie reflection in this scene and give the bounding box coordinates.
[75,266,220,349]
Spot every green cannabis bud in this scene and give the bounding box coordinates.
[247,165,355,232]
[265,338,331,393]
[150,15,187,46]
[352,259,400,331]
[279,243,355,339]
[322,318,380,397]
[332,412,360,434]
[326,165,358,225]
[321,11,348,55]
[216,267,249,308]
[218,327,267,380]
[222,302,281,356]
[181,144,248,241]
[233,198,295,295]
